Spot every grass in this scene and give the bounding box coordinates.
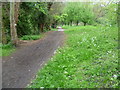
[20,35,43,40]
[0,43,15,57]
[62,25,77,29]
[28,25,118,88]
[51,28,57,31]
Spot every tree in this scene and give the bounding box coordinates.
[10,2,17,45]
[63,2,95,26]
[105,3,117,25]
[93,1,117,26]
[0,2,2,44]
[10,1,20,46]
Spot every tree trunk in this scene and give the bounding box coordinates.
[76,21,79,26]
[70,21,72,26]
[47,2,53,11]
[2,24,7,44]
[15,2,20,24]
[45,2,53,31]
[0,2,2,44]
[10,1,18,46]
[62,22,64,26]
[84,22,87,26]
[68,22,69,26]
[40,24,44,32]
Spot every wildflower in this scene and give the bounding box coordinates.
[113,75,117,79]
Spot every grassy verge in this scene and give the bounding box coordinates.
[51,28,57,31]
[20,35,43,40]
[0,43,15,57]
[28,25,118,88]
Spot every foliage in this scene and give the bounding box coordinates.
[104,3,117,25]
[28,25,118,88]
[63,2,95,25]
[17,2,48,37]
[93,2,118,26]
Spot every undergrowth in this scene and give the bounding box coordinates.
[0,43,15,57]
[20,35,42,40]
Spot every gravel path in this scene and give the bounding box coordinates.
[2,31,64,88]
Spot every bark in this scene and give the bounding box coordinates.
[76,21,79,26]
[84,22,87,26]
[40,24,44,32]
[47,2,53,11]
[62,22,64,26]
[15,2,20,24]
[46,2,53,31]
[70,20,72,26]
[0,2,2,43]
[10,1,18,46]
[2,24,7,44]
[45,23,51,30]
[1,3,8,44]
[68,22,69,26]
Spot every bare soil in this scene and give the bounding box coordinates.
[2,31,65,88]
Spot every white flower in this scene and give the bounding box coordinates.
[108,51,112,53]
[113,75,117,79]
[68,76,71,78]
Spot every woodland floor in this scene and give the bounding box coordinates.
[2,30,65,88]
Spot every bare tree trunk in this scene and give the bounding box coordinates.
[1,3,8,44]
[15,2,20,24]
[76,21,79,26]
[10,1,18,46]
[2,24,7,44]
[70,21,72,26]
[40,24,44,32]
[0,2,2,44]
[47,2,53,31]
[84,22,87,26]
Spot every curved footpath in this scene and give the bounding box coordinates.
[2,31,64,88]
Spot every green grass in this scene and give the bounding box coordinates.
[0,43,15,57]
[62,25,79,29]
[20,35,42,40]
[51,28,57,31]
[28,25,118,88]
